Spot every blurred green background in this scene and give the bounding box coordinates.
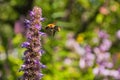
[0,0,120,80]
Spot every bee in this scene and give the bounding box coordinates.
[45,24,60,36]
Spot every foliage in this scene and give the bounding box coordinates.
[0,0,120,80]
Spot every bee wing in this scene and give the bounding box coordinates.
[54,26,61,31]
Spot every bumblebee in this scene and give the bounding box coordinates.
[45,24,60,36]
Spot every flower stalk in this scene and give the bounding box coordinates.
[20,6,45,80]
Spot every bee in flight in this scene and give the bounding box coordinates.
[45,24,61,36]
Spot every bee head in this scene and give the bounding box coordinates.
[47,24,56,28]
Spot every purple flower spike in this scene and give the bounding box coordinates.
[21,42,30,48]
[20,7,45,80]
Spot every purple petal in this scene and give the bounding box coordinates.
[40,64,46,68]
[39,32,46,36]
[26,33,32,40]
[38,50,45,55]
[24,71,29,76]
[27,59,30,62]
[29,11,35,17]
[21,42,30,48]
[21,65,26,68]
[38,73,44,78]
[85,45,91,53]
[34,60,40,64]
[19,65,26,72]
[40,18,45,22]
[99,39,112,52]
[24,50,29,55]
[98,30,108,39]
[24,19,30,28]
[35,24,41,30]
[24,19,30,24]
